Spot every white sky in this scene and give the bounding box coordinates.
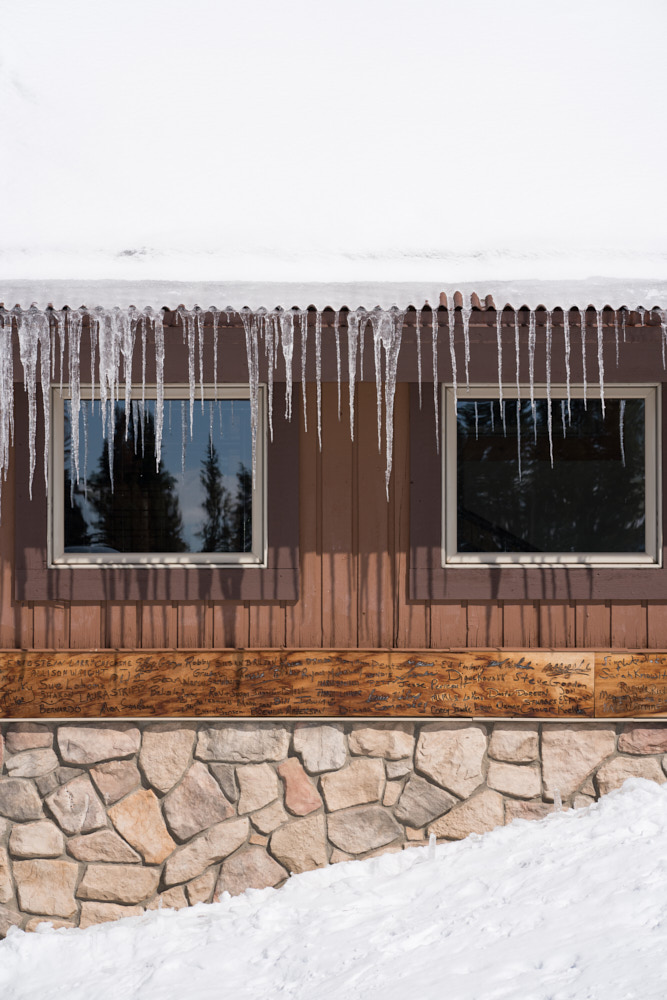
[1,0,667,281]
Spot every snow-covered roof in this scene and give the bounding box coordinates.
[2,0,667,311]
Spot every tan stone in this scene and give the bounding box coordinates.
[0,847,12,903]
[186,870,216,905]
[320,758,385,811]
[487,761,542,799]
[277,758,322,815]
[5,724,53,754]
[77,864,160,904]
[596,756,666,796]
[270,814,328,873]
[489,723,539,763]
[0,816,8,837]
[348,723,415,760]
[237,763,280,814]
[36,767,84,797]
[9,820,64,859]
[68,830,141,863]
[618,724,667,755]
[6,749,59,779]
[163,817,250,886]
[428,790,505,840]
[14,859,78,918]
[330,848,354,863]
[385,759,412,780]
[293,724,347,773]
[573,794,596,810]
[393,775,457,827]
[0,778,44,821]
[542,724,616,801]
[139,723,196,794]
[108,789,176,864]
[163,762,234,841]
[46,775,106,835]
[209,764,238,802]
[90,760,141,805]
[327,806,403,856]
[215,846,287,897]
[405,826,425,840]
[249,832,269,846]
[383,781,402,807]
[79,902,144,928]
[0,905,23,937]
[196,723,290,763]
[25,917,76,931]
[252,799,289,834]
[581,775,596,796]
[505,800,555,823]
[415,723,487,797]
[58,724,141,765]
[147,886,188,911]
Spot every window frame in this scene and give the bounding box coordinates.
[50,384,267,569]
[442,383,661,568]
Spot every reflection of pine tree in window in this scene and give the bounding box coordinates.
[197,437,252,553]
[63,410,90,548]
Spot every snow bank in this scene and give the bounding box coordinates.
[2,778,667,999]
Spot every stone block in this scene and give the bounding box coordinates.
[393,775,457,827]
[68,830,141,863]
[428,790,505,840]
[505,800,555,823]
[196,723,290,763]
[0,847,12,903]
[293,724,347,773]
[489,723,539,763]
[0,778,44,821]
[277,758,322,815]
[163,817,249,886]
[163,762,234,841]
[252,799,289,835]
[249,832,268,846]
[209,763,238,802]
[5,724,53,754]
[0,905,23,937]
[90,760,141,805]
[108,789,176,864]
[25,917,76,931]
[270,814,328,873]
[147,886,188,911]
[327,806,402,856]
[330,848,354,863]
[385,759,412,780]
[320,758,385,811]
[487,761,542,799]
[14,859,78,918]
[46,775,106,835]
[572,794,596,810]
[382,781,402,807]
[237,763,280,814]
[79,902,144,928]
[58,724,141,765]
[348,723,415,760]
[9,821,64,859]
[415,723,487,798]
[596,756,666,796]
[77,864,160,904]
[139,723,196,793]
[542,724,616,801]
[215,846,287,897]
[618,724,667,755]
[5,749,59,779]
[36,767,84,797]
[186,870,216,905]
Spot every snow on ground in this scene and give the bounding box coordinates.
[2,779,667,999]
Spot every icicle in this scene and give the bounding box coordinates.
[180,309,196,435]
[359,312,368,383]
[279,311,295,421]
[622,308,627,342]
[447,301,458,408]
[369,309,405,496]
[300,311,309,431]
[474,401,479,440]
[496,308,503,415]
[461,296,472,390]
[262,312,275,443]
[415,308,423,409]
[196,310,206,412]
[240,309,260,482]
[490,400,495,432]
[580,308,588,409]
[428,833,436,861]
[657,309,667,370]
[315,310,323,450]
[516,399,522,481]
[347,310,360,441]
[596,308,605,416]
[545,310,553,466]
[563,309,572,420]
[638,306,646,326]
[560,399,567,437]
[614,311,620,366]
[212,309,220,400]
[528,310,537,440]
[56,311,66,397]
[153,311,165,471]
[514,310,521,402]
[181,400,187,472]
[17,309,50,499]
[82,400,89,496]
[0,312,15,512]
[619,399,626,467]
[334,311,341,420]
[553,788,562,812]
[432,307,439,452]
[141,314,147,412]
[67,311,83,486]
[89,315,97,411]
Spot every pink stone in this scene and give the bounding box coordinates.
[618,724,667,755]
[277,758,322,816]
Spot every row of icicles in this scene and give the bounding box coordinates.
[0,303,666,506]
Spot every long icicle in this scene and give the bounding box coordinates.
[432,307,440,452]
[496,307,504,433]
[528,309,537,440]
[334,310,341,419]
[415,308,422,408]
[300,310,308,432]
[315,310,323,450]
[347,311,360,441]
[280,311,294,421]
[462,295,471,390]
[545,309,553,466]
[563,308,571,420]
[580,307,588,409]
[596,308,605,416]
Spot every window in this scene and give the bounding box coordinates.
[443,385,660,567]
[50,386,266,567]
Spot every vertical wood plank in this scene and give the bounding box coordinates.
[105,603,141,648]
[467,602,503,646]
[249,604,286,647]
[69,604,102,648]
[285,383,322,646]
[502,602,540,647]
[141,602,177,648]
[18,604,34,649]
[212,603,248,648]
[177,603,208,648]
[0,446,19,647]
[430,603,468,648]
[393,385,429,648]
[538,602,576,647]
[610,601,647,648]
[575,602,611,646]
[647,603,667,648]
[33,604,69,648]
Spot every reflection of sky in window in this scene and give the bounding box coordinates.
[65,398,252,552]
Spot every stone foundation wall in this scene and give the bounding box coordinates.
[1,719,666,936]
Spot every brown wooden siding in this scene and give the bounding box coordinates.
[1,381,666,650]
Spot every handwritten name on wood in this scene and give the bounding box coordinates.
[0,650,595,718]
[595,653,667,717]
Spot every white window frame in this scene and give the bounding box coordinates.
[442,383,661,568]
[50,384,267,568]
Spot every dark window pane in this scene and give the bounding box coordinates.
[64,399,253,554]
[456,398,645,553]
